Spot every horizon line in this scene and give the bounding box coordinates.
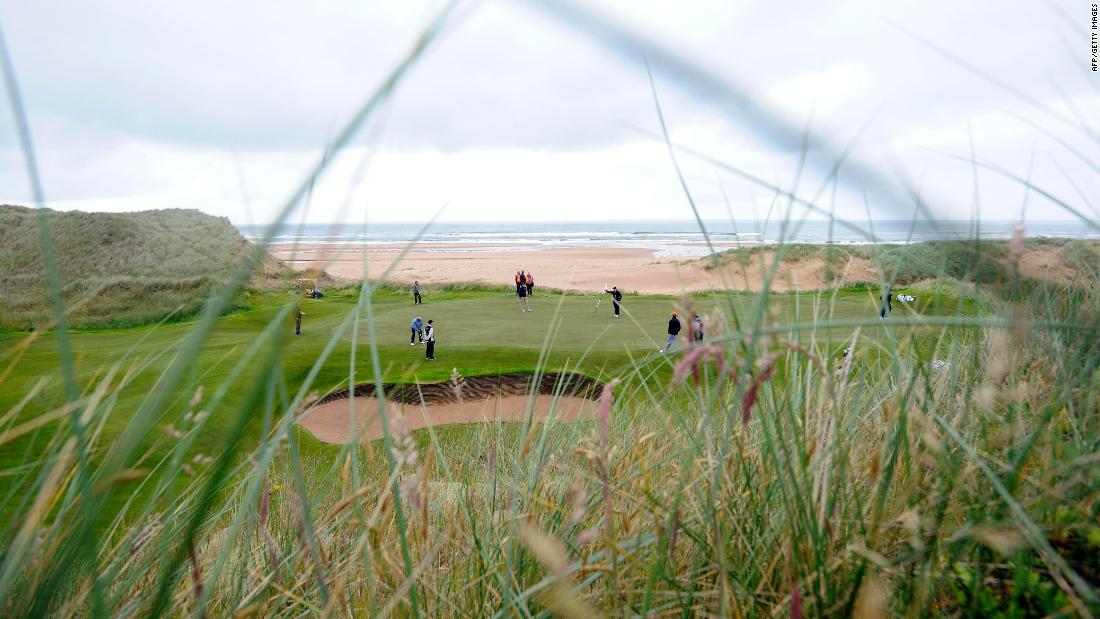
[234,217,1095,226]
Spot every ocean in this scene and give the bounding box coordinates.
[237,220,1097,258]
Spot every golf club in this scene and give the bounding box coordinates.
[592,281,609,315]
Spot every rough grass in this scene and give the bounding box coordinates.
[0,205,251,329]
[1060,240,1100,277]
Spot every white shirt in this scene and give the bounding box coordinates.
[425,325,435,342]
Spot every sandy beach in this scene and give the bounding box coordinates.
[268,242,882,294]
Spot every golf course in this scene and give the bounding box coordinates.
[2,2,1099,613]
[0,280,964,487]
[7,228,1099,616]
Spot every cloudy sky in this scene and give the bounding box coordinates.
[0,0,1097,225]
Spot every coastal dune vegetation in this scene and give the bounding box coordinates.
[0,205,253,329]
[706,238,1100,288]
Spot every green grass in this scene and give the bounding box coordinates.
[0,284,952,447]
[0,284,971,526]
[0,274,1027,614]
[4,265,1098,617]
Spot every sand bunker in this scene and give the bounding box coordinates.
[298,372,603,444]
[300,394,598,443]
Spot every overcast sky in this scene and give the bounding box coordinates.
[0,0,1097,225]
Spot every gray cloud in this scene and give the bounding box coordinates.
[0,0,1096,222]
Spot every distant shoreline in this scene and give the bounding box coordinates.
[242,219,1098,260]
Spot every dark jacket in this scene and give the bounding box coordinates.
[610,289,622,302]
[668,316,681,335]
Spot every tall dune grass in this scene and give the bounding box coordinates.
[1,6,1099,618]
[0,206,253,329]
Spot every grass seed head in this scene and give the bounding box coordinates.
[566,478,587,524]
[853,572,889,619]
[597,378,621,443]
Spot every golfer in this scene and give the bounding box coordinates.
[661,311,681,353]
[525,272,534,296]
[605,286,623,317]
[424,320,436,360]
[410,316,424,345]
[413,281,423,305]
[517,276,532,312]
[692,313,704,342]
[294,304,307,336]
[880,283,892,319]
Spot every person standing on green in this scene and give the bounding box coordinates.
[880,283,892,319]
[413,281,423,305]
[517,277,532,312]
[294,304,307,336]
[424,319,436,360]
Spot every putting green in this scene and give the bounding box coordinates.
[355,288,929,354]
